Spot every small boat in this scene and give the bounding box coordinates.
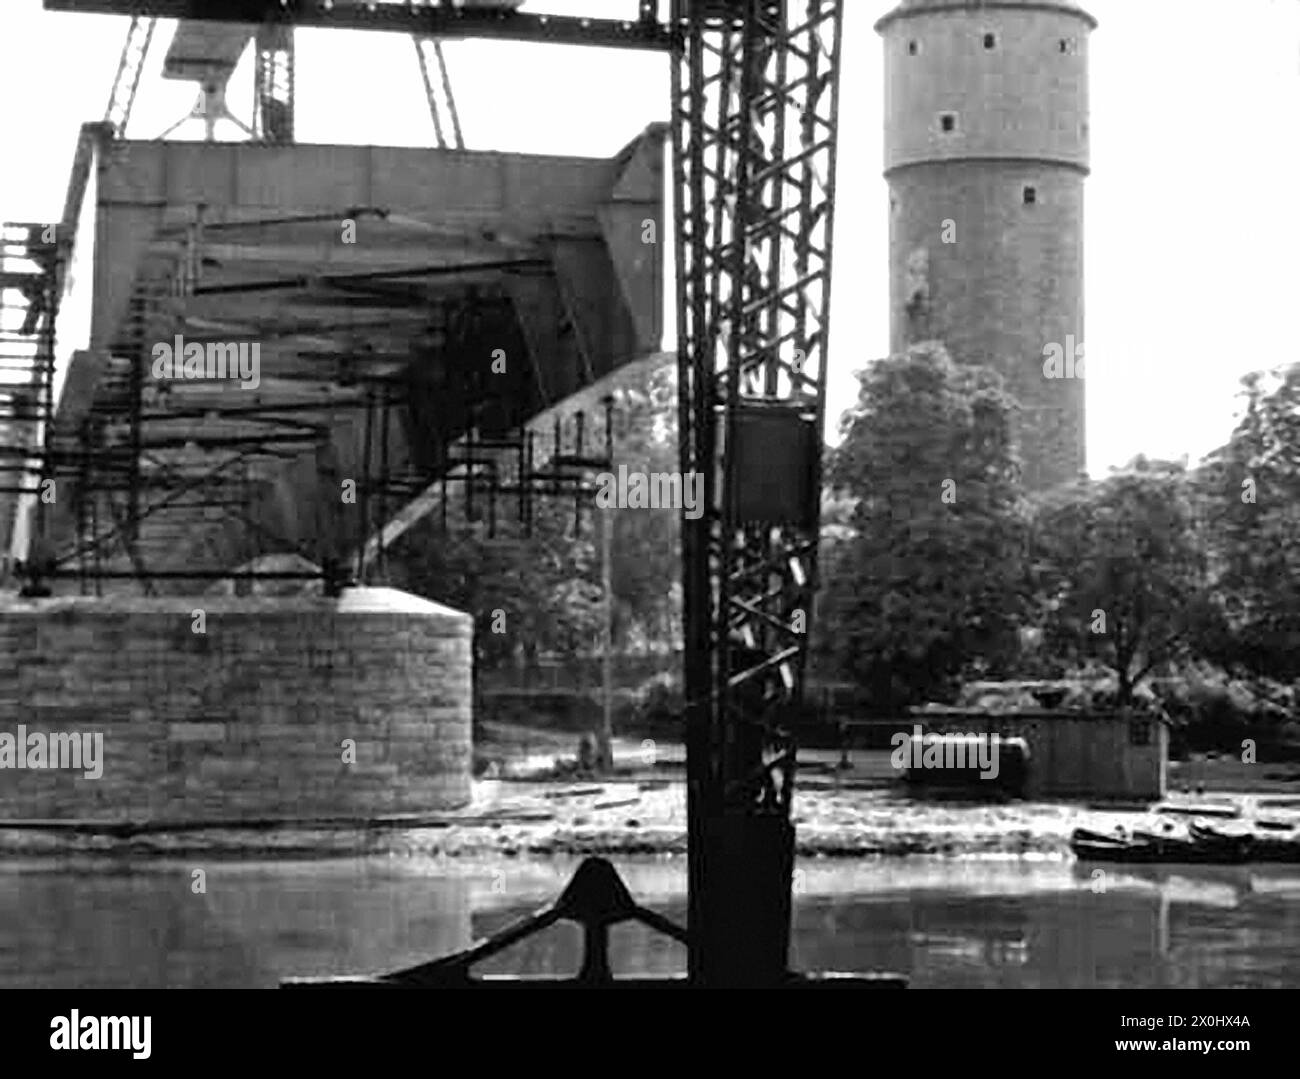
[1066,832,1159,868]
[1069,828,1164,863]
[1072,826,1129,845]
[1070,819,1237,863]
[1071,818,1299,864]
[1152,801,1240,819]
[1189,820,1300,864]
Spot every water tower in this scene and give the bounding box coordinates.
[877,0,1097,490]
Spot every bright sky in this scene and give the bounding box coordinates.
[2,0,1298,474]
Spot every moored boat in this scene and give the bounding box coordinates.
[1071,818,1300,864]
[1189,820,1300,863]
[1069,828,1163,863]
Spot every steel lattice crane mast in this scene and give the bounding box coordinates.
[253,22,295,143]
[41,0,848,988]
[103,16,157,136]
[672,0,844,986]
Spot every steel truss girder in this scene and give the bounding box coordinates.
[671,0,845,985]
[43,1,674,50]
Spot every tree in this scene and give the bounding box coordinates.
[1032,459,1211,705]
[817,343,1030,710]
[389,498,602,672]
[1193,365,1300,677]
[604,363,681,652]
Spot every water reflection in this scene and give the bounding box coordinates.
[0,859,472,989]
[1,857,1296,988]
[790,862,1300,989]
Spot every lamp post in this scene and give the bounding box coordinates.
[598,497,614,772]
[595,393,616,772]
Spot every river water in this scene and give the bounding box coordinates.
[2,857,1297,988]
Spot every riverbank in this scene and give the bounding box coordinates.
[3,773,1297,859]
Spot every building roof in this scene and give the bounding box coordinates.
[875,0,1099,34]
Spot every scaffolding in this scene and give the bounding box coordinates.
[0,222,63,592]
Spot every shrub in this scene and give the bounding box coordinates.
[1150,662,1297,758]
[632,672,684,733]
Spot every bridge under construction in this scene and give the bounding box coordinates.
[3,0,858,989]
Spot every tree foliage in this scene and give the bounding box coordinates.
[1031,459,1212,704]
[1193,365,1300,676]
[604,364,681,651]
[390,497,602,670]
[817,343,1030,710]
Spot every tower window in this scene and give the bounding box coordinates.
[908,39,919,55]
[1023,185,1038,205]
[983,32,997,49]
[1059,38,1074,54]
[939,112,957,134]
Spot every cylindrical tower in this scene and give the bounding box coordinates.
[877,0,1096,491]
